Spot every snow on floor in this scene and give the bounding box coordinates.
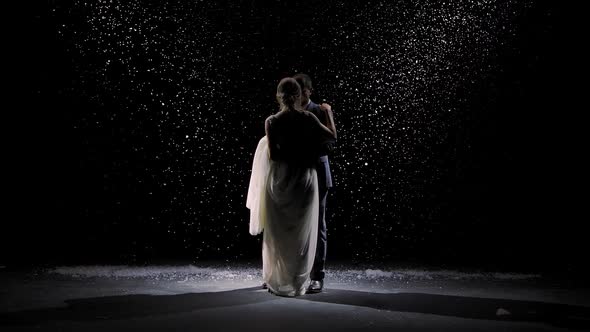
[47,264,542,282]
[1,264,588,331]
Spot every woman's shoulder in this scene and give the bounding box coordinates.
[300,109,321,123]
[295,109,315,119]
[265,113,277,124]
[267,109,313,123]
[265,113,283,130]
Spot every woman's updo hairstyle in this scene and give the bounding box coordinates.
[276,77,301,109]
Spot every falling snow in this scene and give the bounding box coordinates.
[48,0,535,262]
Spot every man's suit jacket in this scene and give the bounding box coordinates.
[306,100,334,189]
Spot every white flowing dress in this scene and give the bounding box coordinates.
[246,136,319,296]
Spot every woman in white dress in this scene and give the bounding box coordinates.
[247,77,337,297]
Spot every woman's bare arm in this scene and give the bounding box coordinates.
[308,109,336,146]
[320,103,337,140]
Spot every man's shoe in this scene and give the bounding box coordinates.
[262,282,268,289]
[307,280,323,293]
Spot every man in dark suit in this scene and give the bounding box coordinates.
[293,73,335,293]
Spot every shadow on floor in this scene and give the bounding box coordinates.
[0,286,271,325]
[1,286,589,329]
[301,289,590,330]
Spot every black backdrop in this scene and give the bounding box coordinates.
[4,1,584,274]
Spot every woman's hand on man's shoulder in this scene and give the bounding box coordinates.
[319,103,332,113]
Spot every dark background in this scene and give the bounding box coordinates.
[4,1,584,274]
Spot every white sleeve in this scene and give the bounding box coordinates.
[246,136,270,235]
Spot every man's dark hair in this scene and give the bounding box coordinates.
[293,73,313,91]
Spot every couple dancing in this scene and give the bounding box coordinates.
[246,73,337,297]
